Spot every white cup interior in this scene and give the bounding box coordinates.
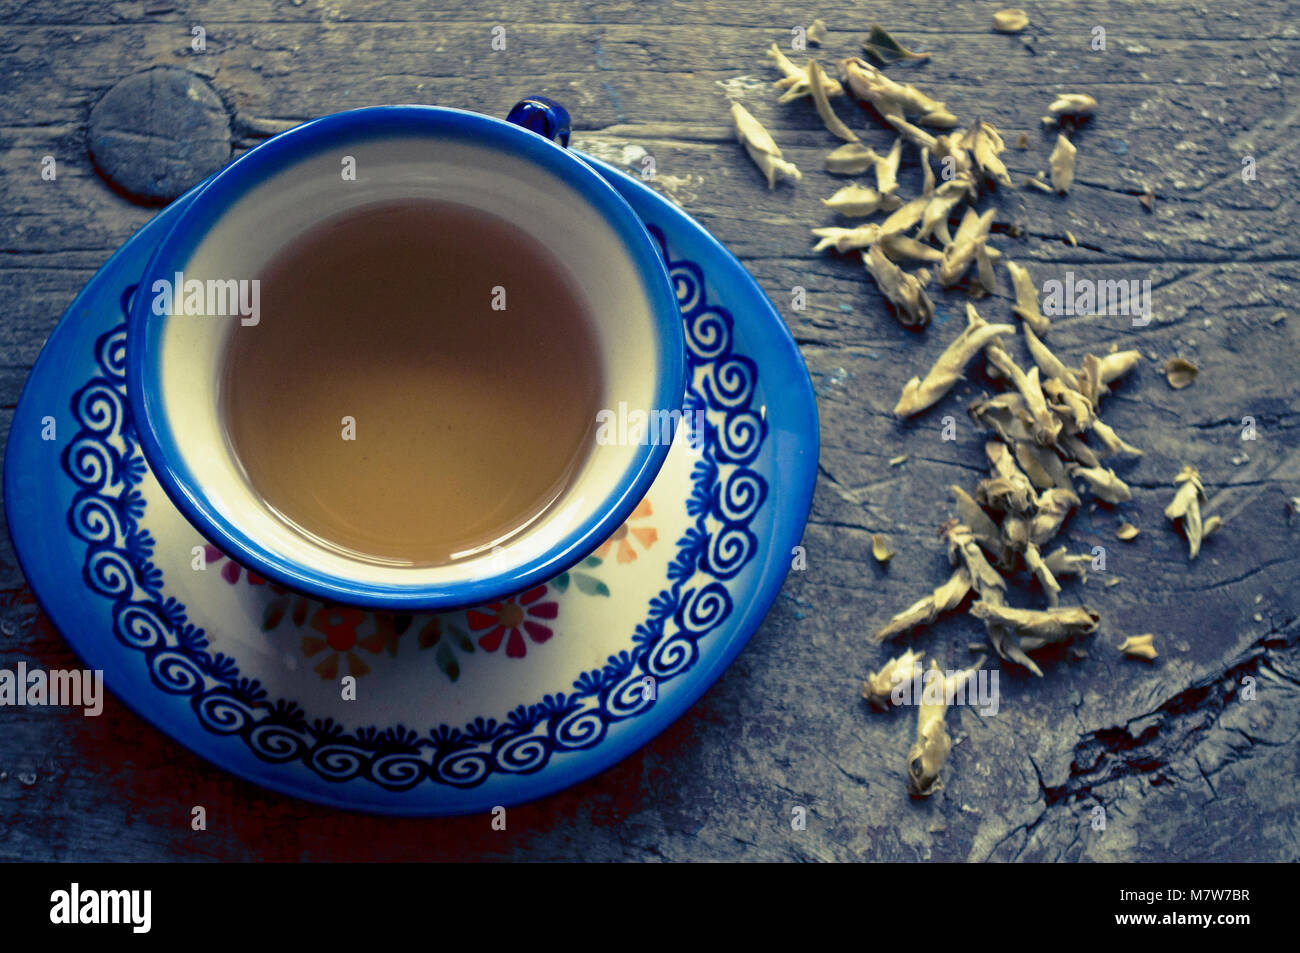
[156,124,661,588]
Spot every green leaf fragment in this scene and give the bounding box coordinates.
[862,24,931,66]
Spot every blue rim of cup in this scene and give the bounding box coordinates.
[126,104,687,611]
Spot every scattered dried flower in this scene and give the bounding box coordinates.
[872,533,897,565]
[1165,465,1214,559]
[938,206,996,286]
[811,222,880,252]
[808,59,860,142]
[1048,93,1098,117]
[967,119,1013,187]
[806,18,829,46]
[768,42,844,102]
[1118,634,1157,661]
[880,234,944,264]
[1068,463,1133,503]
[942,520,1007,595]
[872,567,973,642]
[864,244,936,327]
[992,9,1030,33]
[1164,356,1199,389]
[863,648,924,710]
[822,183,899,216]
[907,658,984,796]
[894,303,1014,414]
[825,141,880,175]
[970,600,1100,641]
[1049,134,1076,194]
[840,57,958,127]
[1117,522,1139,540]
[1005,260,1051,335]
[984,341,1062,446]
[731,101,802,188]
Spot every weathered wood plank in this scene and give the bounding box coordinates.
[0,0,1297,862]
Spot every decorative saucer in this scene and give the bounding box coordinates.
[3,154,819,814]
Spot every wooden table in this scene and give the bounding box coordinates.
[1,0,1296,861]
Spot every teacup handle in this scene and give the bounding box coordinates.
[505,96,571,148]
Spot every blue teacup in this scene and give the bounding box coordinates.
[127,100,686,611]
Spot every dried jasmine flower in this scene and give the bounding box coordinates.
[880,234,944,264]
[812,222,880,252]
[938,206,996,286]
[822,183,899,216]
[840,57,959,127]
[1058,433,1101,468]
[872,533,897,565]
[1021,326,1078,392]
[864,244,936,327]
[825,141,881,175]
[1164,465,1218,559]
[893,303,1014,414]
[731,101,802,188]
[1068,463,1133,503]
[1029,488,1080,545]
[983,342,1062,446]
[919,145,936,197]
[1095,349,1143,392]
[1016,132,1030,149]
[876,136,903,198]
[1047,93,1098,117]
[1025,176,1055,194]
[872,567,973,642]
[1049,134,1077,194]
[768,43,844,102]
[1022,542,1064,604]
[889,453,909,466]
[981,439,1039,514]
[1043,545,1091,581]
[907,658,984,797]
[970,600,1100,641]
[992,9,1030,33]
[986,619,1043,676]
[1117,522,1139,540]
[1014,440,1072,490]
[942,519,1007,595]
[1118,634,1157,661]
[1005,260,1051,335]
[878,194,931,238]
[1163,356,1199,389]
[950,484,1003,554]
[863,648,924,710]
[1090,418,1144,458]
[969,391,1036,445]
[974,244,998,295]
[1064,230,1078,247]
[966,120,1013,187]
[1042,377,1094,432]
[861,24,931,66]
[918,176,974,243]
[806,18,829,46]
[808,59,860,142]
